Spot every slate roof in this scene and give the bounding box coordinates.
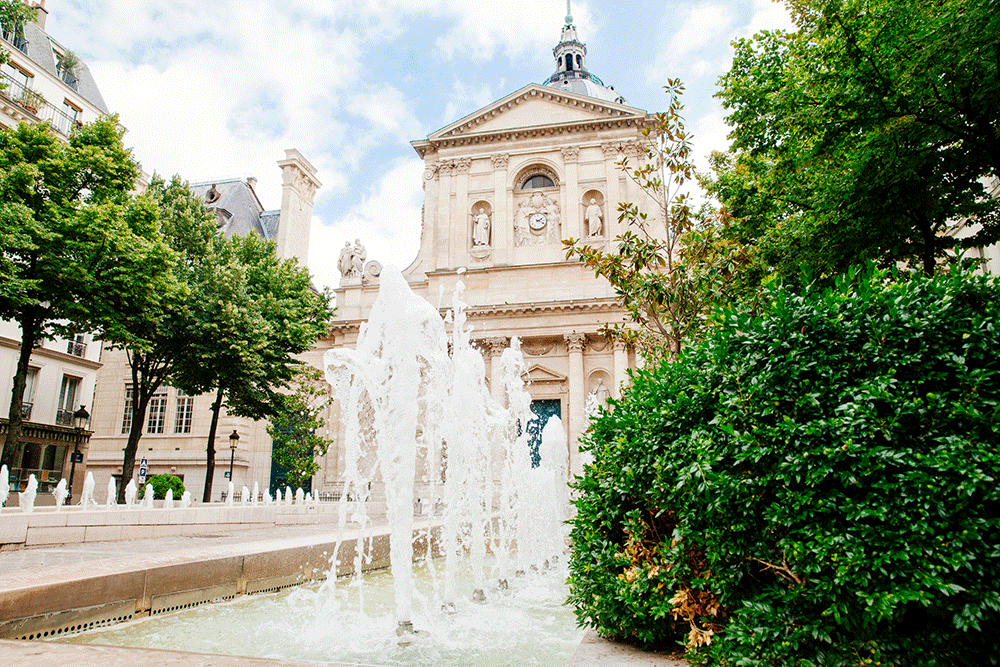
[20,21,109,114]
[188,179,274,242]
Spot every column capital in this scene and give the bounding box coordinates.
[563,332,587,354]
[491,153,510,170]
[483,336,510,357]
[611,337,628,352]
[560,145,580,163]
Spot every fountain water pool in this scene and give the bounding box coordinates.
[63,555,583,666]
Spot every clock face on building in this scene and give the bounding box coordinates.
[529,212,548,230]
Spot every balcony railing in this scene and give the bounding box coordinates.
[1,28,27,54]
[55,409,74,426]
[0,72,83,136]
[20,402,32,420]
[58,68,79,91]
[67,340,87,357]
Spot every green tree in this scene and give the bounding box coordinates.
[168,232,333,502]
[110,175,219,503]
[709,0,1000,291]
[564,81,739,362]
[266,367,332,490]
[0,119,174,469]
[0,2,36,65]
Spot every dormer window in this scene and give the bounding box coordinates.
[205,184,221,204]
[522,175,555,190]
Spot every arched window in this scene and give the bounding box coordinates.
[522,175,555,190]
[566,54,574,71]
[576,54,582,68]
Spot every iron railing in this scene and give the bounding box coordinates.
[20,402,32,420]
[67,340,87,357]
[1,28,27,54]
[55,409,74,426]
[58,68,78,91]
[0,73,83,136]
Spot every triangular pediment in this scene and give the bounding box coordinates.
[526,363,567,385]
[428,84,646,141]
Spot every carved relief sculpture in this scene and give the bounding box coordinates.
[472,208,491,247]
[515,191,561,247]
[586,198,603,237]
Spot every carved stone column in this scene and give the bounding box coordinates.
[563,332,587,477]
[453,157,472,267]
[492,153,510,264]
[561,145,581,240]
[484,336,510,402]
[612,338,629,399]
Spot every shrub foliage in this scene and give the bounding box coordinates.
[568,268,1000,665]
[140,474,185,501]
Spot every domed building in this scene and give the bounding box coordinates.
[312,11,656,491]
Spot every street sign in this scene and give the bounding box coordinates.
[224,471,231,479]
[72,452,84,464]
[138,457,148,484]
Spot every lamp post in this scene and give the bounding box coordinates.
[228,429,239,485]
[69,405,89,504]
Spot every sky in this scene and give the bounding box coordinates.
[44,0,794,293]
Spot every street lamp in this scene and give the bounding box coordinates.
[228,429,240,484]
[69,405,89,504]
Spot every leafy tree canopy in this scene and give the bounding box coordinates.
[708,0,1000,293]
[266,366,332,491]
[0,119,175,469]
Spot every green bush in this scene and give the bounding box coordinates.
[139,474,185,500]
[568,268,1000,665]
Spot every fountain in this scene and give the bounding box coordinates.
[163,488,174,509]
[324,266,569,633]
[141,484,154,509]
[53,478,68,509]
[79,472,96,509]
[226,481,234,507]
[124,479,137,508]
[65,266,576,665]
[179,490,192,508]
[252,481,259,506]
[0,464,8,507]
[241,485,250,506]
[19,474,37,513]
[106,478,117,509]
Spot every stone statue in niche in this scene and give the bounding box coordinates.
[586,198,603,237]
[515,191,561,247]
[588,377,611,410]
[472,208,491,246]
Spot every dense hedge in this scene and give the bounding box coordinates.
[568,268,1000,665]
[140,474,185,500]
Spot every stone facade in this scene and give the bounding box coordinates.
[84,152,321,501]
[322,22,653,486]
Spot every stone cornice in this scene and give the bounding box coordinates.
[0,335,103,370]
[328,297,623,337]
[412,115,650,158]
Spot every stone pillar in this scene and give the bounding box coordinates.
[601,142,622,237]
[561,146,581,240]
[484,337,510,403]
[492,154,510,265]
[436,161,453,268]
[276,149,321,264]
[453,158,472,268]
[612,338,629,399]
[563,332,587,477]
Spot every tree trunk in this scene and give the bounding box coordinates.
[117,355,158,504]
[1,309,39,469]
[202,387,224,503]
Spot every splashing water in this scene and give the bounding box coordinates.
[53,478,68,510]
[324,266,570,629]
[20,474,37,513]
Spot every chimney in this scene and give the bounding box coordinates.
[31,0,47,30]
[246,176,258,190]
[276,149,321,263]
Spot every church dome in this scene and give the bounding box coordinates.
[542,7,628,106]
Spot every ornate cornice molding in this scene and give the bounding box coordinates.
[413,116,650,158]
[483,336,511,356]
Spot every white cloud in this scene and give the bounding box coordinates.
[648,2,736,83]
[308,158,426,293]
[743,0,795,37]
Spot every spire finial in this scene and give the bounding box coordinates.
[565,0,573,25]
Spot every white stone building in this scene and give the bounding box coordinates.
[316,15,653,491]
[0,1,113,503]
[84,151,321,501]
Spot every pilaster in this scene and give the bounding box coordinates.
[612,338,628,399]
[276,149,321,264]
[484,336,510,402]
[561,146,581,240]
[563,332,587,477]
[492,154,510,265]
